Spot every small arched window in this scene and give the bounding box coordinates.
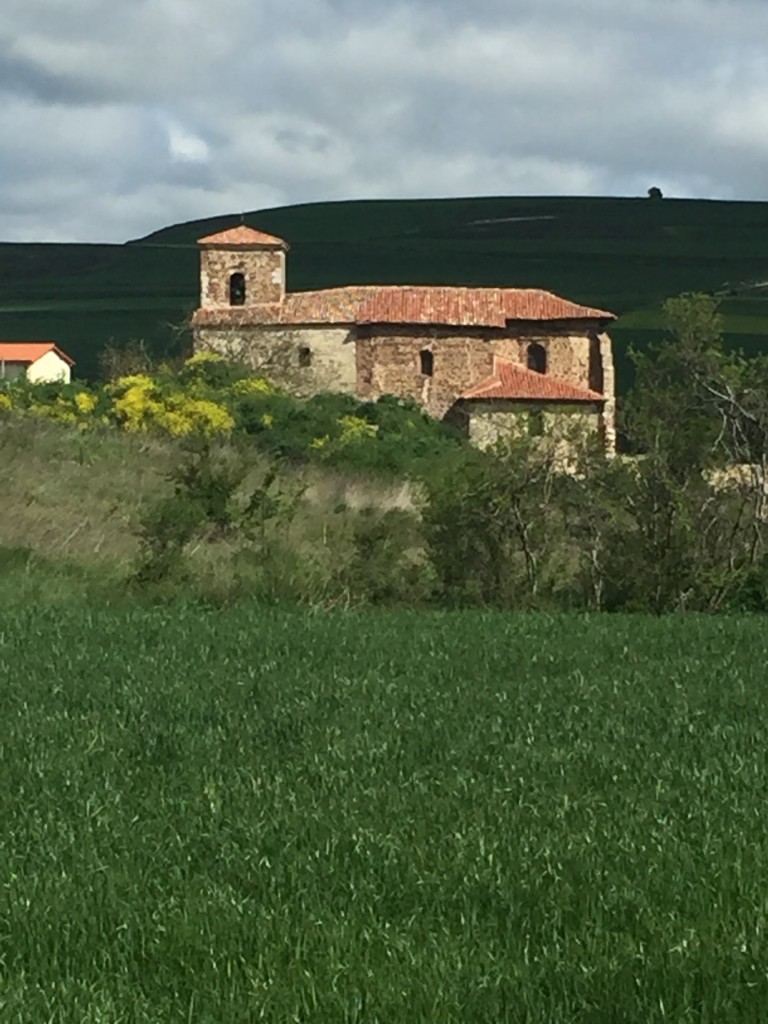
[527,343,547,374]
[229,272,246,306]
[298,346,312,368]
[420,350,434,377]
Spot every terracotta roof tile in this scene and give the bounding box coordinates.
[355,286,613,326]
[0,342,74,366]
[192,285,614,328]
[197,225,289,249]
[461,358,603,403]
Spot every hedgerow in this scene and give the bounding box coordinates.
[0,352,463,476]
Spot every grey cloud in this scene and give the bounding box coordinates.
[2,0,768,241]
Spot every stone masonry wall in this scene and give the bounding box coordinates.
[200,248,285,308]
[356,324,600,419]
[467,400,603,449]
[195,324,357,397]
[597,331,616,453]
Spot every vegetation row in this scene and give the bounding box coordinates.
[5,292,768,613]
[0,351,462,477]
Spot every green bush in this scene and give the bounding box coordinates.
[2,355,466,479]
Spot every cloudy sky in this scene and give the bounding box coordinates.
[1,0,767,243]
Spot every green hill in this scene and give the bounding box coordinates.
[3,195,768,385]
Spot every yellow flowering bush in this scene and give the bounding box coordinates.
[74,392,98,415]
[0,355,459,471]
[185,351,225,368]
[230,377,275,397]
[110,376,163,432]
[111,382,234,437]
[29,399,78,425]
[1,381,102,429]
[337,415,378,445]
[106,374,157,396]
[154,396,235,437]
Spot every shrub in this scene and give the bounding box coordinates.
[1,357,465,476]
[336,507,431,606]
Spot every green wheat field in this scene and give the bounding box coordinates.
[2,604,767,1022]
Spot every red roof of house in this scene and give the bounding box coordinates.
[0,342,75,366]
[461,358,603,403]
[197,226,289,249]
[192,284,614,329]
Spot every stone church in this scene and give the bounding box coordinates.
[191,225,617,449]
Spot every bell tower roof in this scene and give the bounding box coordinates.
[197,225,289,250]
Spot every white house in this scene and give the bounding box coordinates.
[0,342,74,384]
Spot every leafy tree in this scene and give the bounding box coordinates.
[619,292,768,610]
[422,434,572,607]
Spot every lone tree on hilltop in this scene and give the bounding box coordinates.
[647,186,664,200]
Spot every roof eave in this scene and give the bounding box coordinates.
[461,394,604,404]
[198,240,290,252]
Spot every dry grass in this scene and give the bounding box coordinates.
[0,418,422,597]
[0,419,174,566]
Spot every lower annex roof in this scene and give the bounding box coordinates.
[461,358,604,403]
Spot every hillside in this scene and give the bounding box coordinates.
[3,195,768,384]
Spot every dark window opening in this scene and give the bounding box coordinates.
[528,410,545,437]
[229,272,246,306]
[527,343,547,374]
[420,350,434,377]
[298,346,312,368]
[588,332,604,393]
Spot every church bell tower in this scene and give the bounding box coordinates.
[196,225,289,310]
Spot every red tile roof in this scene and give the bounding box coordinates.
[192,285,614,328]
[197,226,289,249]
[355,286,613,325]
[0,342,75,366]
[461,358,603,403]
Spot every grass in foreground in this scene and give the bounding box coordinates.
[1,606,767,1021]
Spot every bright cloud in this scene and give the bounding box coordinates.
[167,123,210,164]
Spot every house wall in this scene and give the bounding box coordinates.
[26,350,71,384]
[466,400,604,449]
[0,361,27,381]
[195,324,357,396]
[199,247,285,308]
[356,324,603,419]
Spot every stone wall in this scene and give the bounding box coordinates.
[466,400,603,449]
[195,324,357,396]
[596,331,616,452]
[356,323,604,419]
[199,248,285,308]
[356,326,496,418]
